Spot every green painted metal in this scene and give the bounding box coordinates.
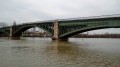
[0,15,120,39]
[59,18,120,38]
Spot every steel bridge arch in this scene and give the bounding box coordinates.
[0,28,9,36]
[0,31,9,36]
[13,25,53,37]
[60,25,120,39]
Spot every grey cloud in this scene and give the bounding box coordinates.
[0,0,120,33]
[0,0,120,24]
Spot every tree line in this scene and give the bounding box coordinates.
[0,22,7,27]
[72,33,120,38]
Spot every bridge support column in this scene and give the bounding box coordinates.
[9,27,12,38]
[52,20,59,40]
[9,21,20,40]
[9,26,20,40]
[52,20,68,41]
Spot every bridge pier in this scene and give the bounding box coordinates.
[9,27,20,40]
[9,37,20,40]
[9,21,20,40]
[52,20,68,41]
[52,37,68,41]
[59,38,69,41]
[52,20,59,40]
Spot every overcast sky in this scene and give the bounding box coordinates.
[0,0,120,34]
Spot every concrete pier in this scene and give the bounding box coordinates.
[52,20,59,40]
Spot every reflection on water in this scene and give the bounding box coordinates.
[51,40,79,54]
[0,38,120,67]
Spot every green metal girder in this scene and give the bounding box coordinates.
[0,16,120,38]
[59,19,120,38]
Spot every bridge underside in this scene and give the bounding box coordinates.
[60,26,120,39]
[59,17,120,39]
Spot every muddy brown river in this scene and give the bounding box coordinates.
[0,37,120,67]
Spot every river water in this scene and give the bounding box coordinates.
[0,37,120,67]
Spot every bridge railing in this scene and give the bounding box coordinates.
[1,14,120,28]
[58,14,120,21]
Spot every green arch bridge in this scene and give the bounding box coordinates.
[0,14,120,40]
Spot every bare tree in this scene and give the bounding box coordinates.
[0,22,7,27]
